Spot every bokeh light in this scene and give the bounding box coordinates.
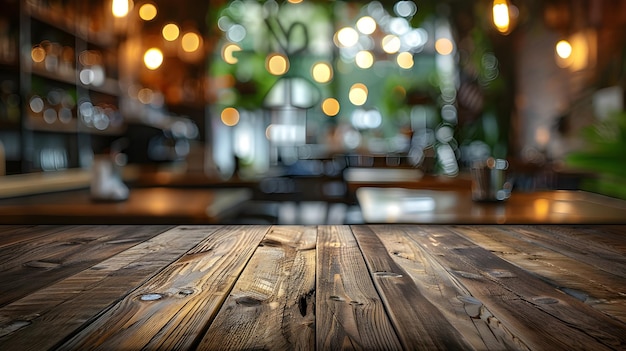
[181,32,201,53]
[356,16,376,35]
[355,51,374,69]
[139,3,157,21]
[556,40,572,59]
[435,38,454,55]
[349,83,368,106]
[143,48,163,70]
[222,43,241,64]
[162,23,180,41]
[396,52,414,69]
[492,0,510,34]
[382,35,401,54]
[266,53,289,75]
[112,0,131,18]
[221,107,240,126]
[31,46,46,63]
[322,98,340,116]
[336,27,359,47]
[312,62,333,83]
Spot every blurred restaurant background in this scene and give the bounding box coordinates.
[0,0,625,224]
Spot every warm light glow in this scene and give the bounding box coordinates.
[112,0,131,18]
[322,98,340,117]
[556,40,572,60]
[181,32,201,53]
[355,51,374,69]
[137,88,154,104]
[222,43,241,64]
[312,62,333,83]
[356,16,376,35]
[397,52,414,69]
[143,48,163,70]
[349,83,368,106]
[162,23,180,41]
[336,27,359,48]
[221,107,240,126]
[139,3,157,21]
[287,0,303,3]
[493,0,510,33]
[31,46,46,63]
[435,38,454,55]
[266,53,289,75]
[382,35,401,54]
[534,198,550,220]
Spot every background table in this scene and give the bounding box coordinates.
[0,225,624,350]
[0,187,252,224]
[357,187,626,224]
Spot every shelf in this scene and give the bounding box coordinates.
[28,64,76,86]
[78,123,127,136]
[26,113,78,133]
[26,2,115,48]
[28,65,120,96]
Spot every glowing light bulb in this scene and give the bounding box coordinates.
[556,40,572,59]
[493,0,510,34]
[112,0,131,18]
[143,48,163,70]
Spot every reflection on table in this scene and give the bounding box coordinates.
[357,187,626,224]
[0,187,252,224]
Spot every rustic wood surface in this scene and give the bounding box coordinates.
[0,225,624,350]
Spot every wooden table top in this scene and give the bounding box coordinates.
[357,187,626,224]
[0,187,252,224]
[0,225,624,350]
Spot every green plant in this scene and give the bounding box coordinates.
[565,111,626,199]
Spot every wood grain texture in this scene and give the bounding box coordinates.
[0,226,217,351]
[316,225,403,350]
[197,226,317,350]
[403,225,626,351]
[352,225,474,350]
[362,225,517,350]
[0,225,69,248]
[55,225,270,351]
[0,225,171,307]
[449,225,626,323]
[0,224,624,350]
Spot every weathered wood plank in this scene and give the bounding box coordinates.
[197,226,317,350]
[0,225,171,307]
[56,225,270,351]
[537,225,626,256]
[352,225,474,350]
[403,225,626,351]
[510,226,626,279]
[362,225,521,350]
[449,225,626,323]
[316,225,403,350]
[0,225,69,248]
[541,225,626,255]
[0,226,219,351]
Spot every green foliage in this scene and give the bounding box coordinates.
[565,111,626,199]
